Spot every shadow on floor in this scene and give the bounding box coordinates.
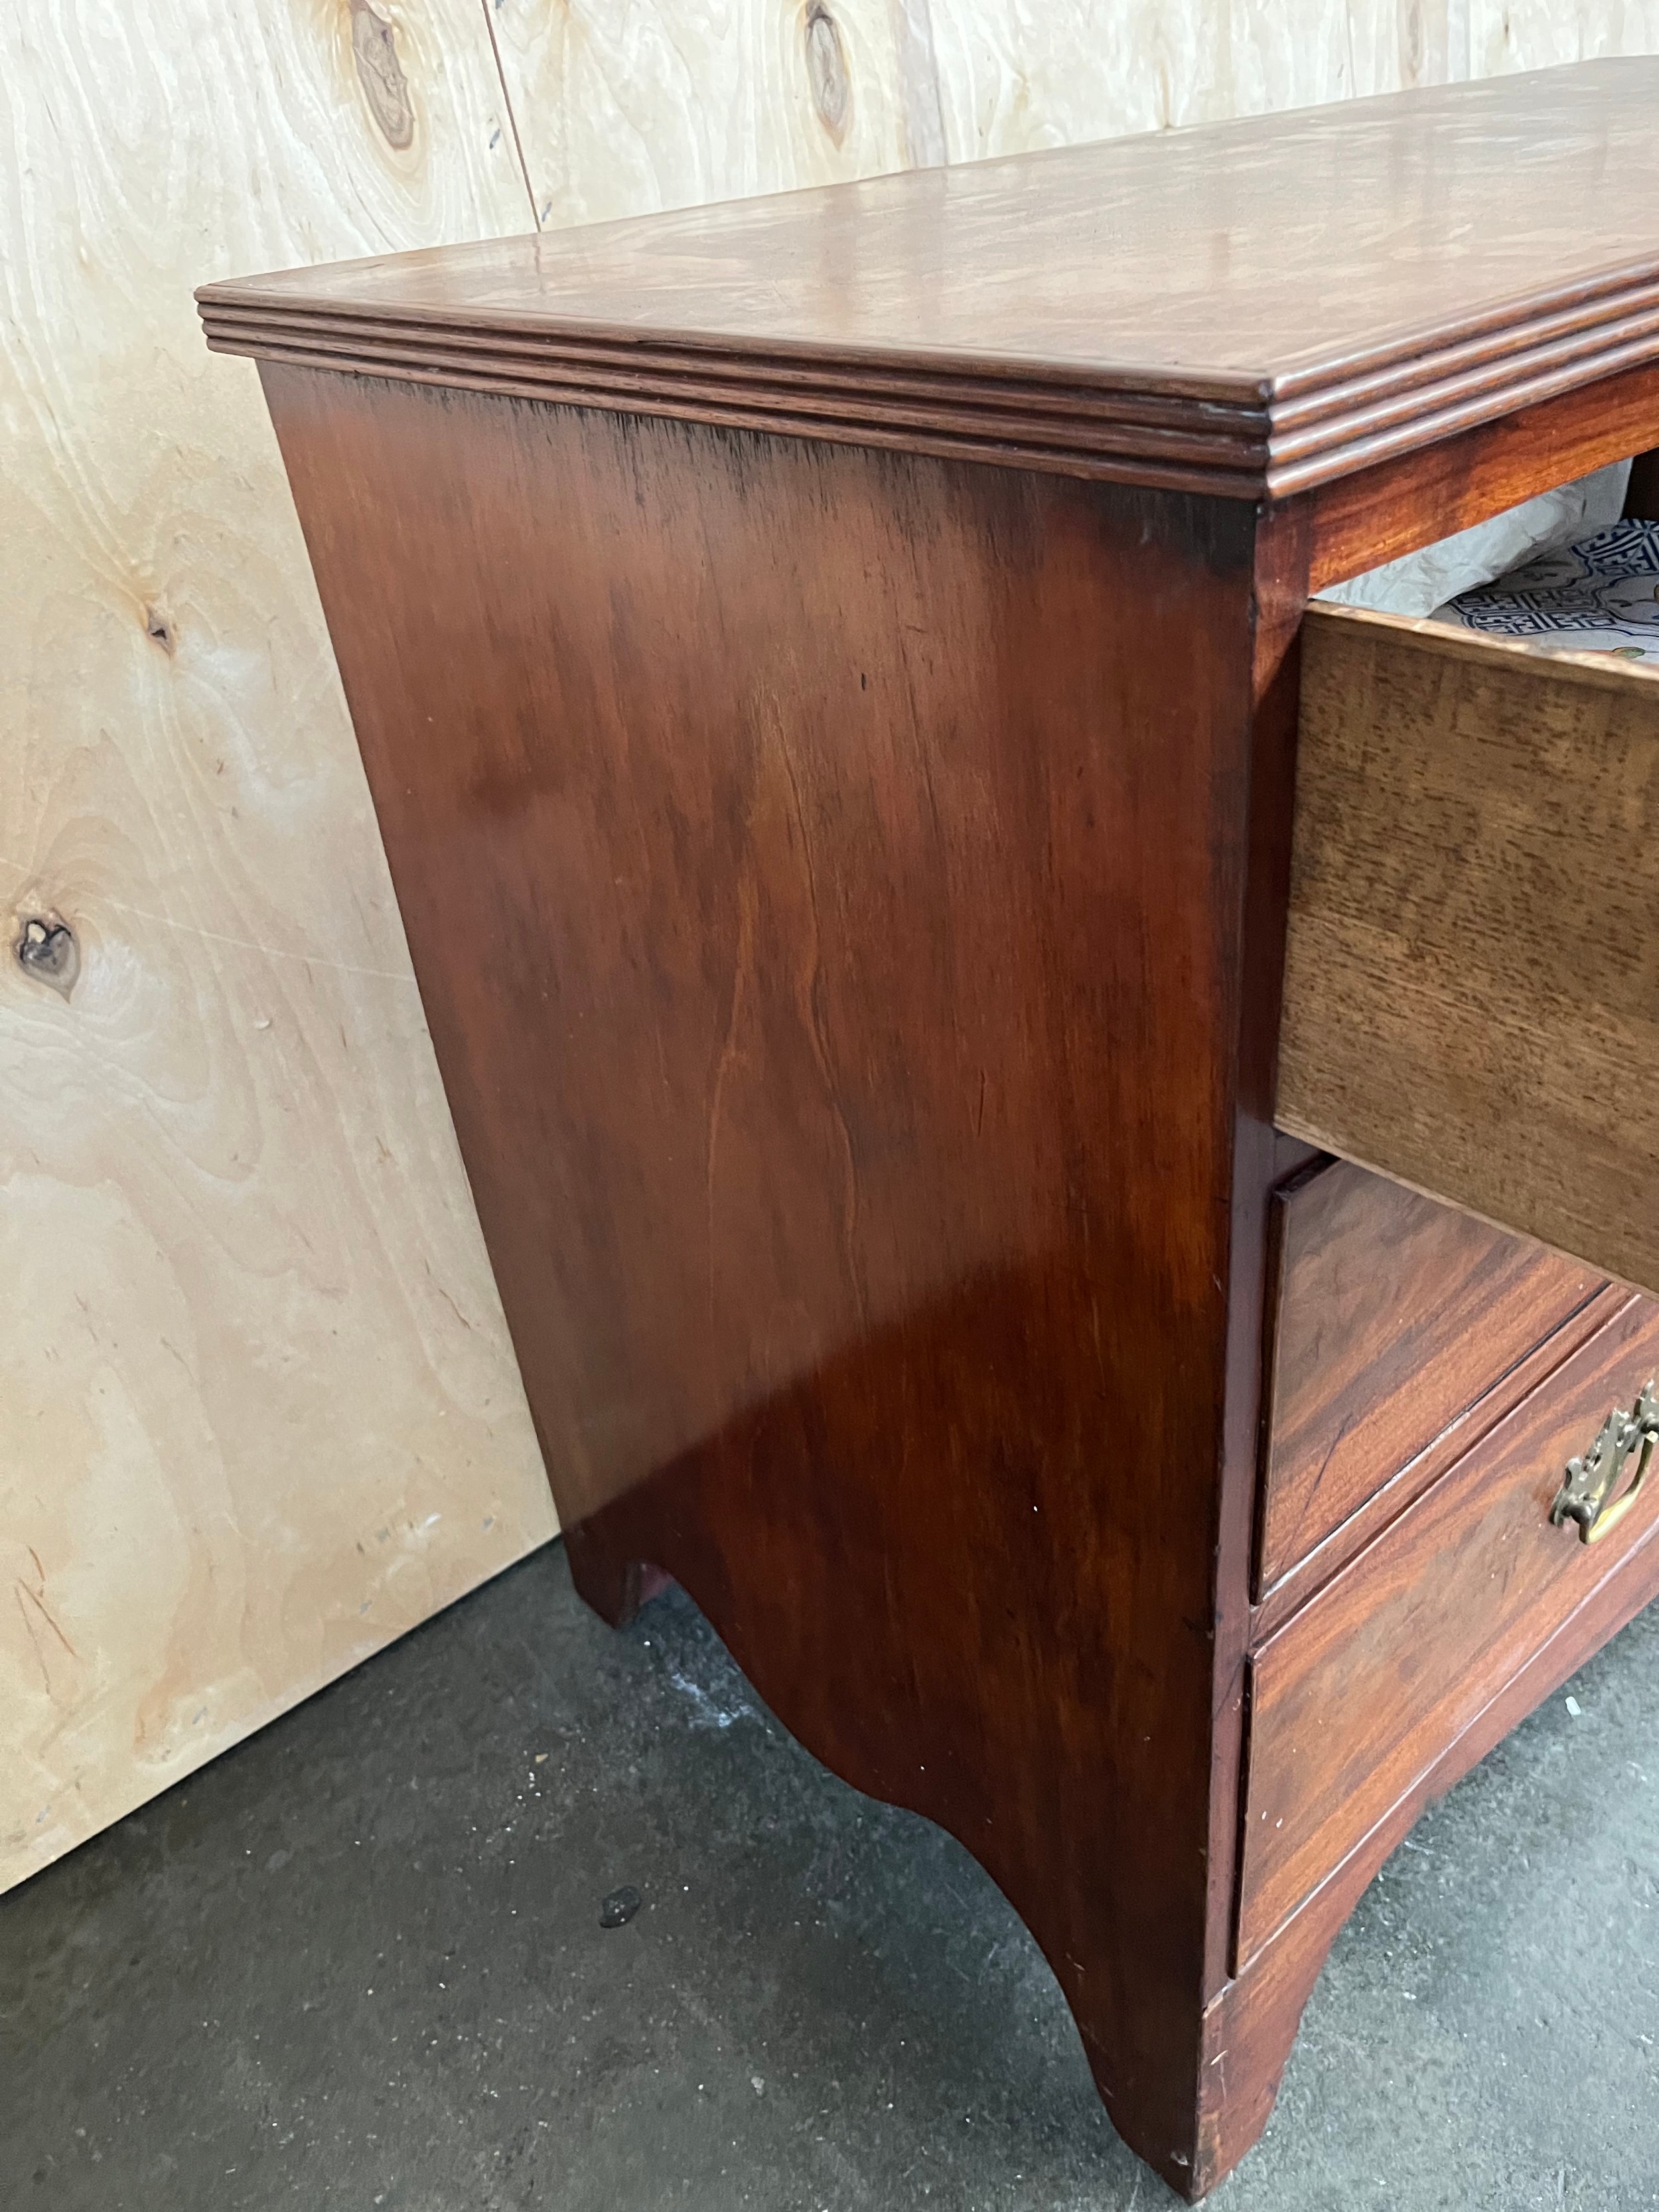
[3,1542,1658,2211]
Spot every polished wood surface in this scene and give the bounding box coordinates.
[1206,1427,1659,2177]
[261,362,1310,2194]
[1279,603,1659,1300]
[1297,357,1659,593]
[1253,1276,1626,1643]
[1260,1160,1600,1593]
[1240,1294,1659,1964]
[200,62,1659,498]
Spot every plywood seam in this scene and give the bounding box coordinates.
[474,0,541,231]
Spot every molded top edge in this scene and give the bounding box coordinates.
[200,62,1659,492]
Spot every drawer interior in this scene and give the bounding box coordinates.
[1277,603,1659,1299]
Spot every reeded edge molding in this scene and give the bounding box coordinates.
[198,277,1659,500]
[220,336,1266,497]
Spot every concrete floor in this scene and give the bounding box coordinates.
[5,1544,1659,2212]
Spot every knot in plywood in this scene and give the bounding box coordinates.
[15,914,79,999]
[349,0,414,151]
[803,4,851,145]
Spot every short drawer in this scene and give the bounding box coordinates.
[1277,601,1659,1303]
[1238,1291,1659,1966]
[1260,1157,1599,1594]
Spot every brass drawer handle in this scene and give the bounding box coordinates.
[1551,1380,1659,1545]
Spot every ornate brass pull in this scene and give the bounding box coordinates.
[1550,1380,1659,1545]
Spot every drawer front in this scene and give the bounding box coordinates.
[1277,600,1659,1303]
[1239,1294,1659,1965]
[1261,1159,1599,1593]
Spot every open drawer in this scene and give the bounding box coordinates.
[1277,603,1659,1299]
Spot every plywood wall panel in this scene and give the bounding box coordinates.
[0,0,554,1894]
[490,0,928,230]
[922,0,1473,161]
[1470,0,1659,72]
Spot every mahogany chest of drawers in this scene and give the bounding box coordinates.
[201,60,1659,2195]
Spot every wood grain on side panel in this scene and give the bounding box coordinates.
[1279,604,1659,1299]
[1260,1161,1601,1593]
[259,364,1282,2193]
[1240,1294,1659,1962]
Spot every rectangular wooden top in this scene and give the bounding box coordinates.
[200,61,1659,499]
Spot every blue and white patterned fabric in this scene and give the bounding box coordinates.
[1434,518,1659,662]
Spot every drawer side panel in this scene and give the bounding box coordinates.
[1277,601,1659,1299]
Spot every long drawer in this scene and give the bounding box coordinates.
[1238,1292,1659,1966]
[1277,600,1659,1303]
[1260,1158,1600,1595]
